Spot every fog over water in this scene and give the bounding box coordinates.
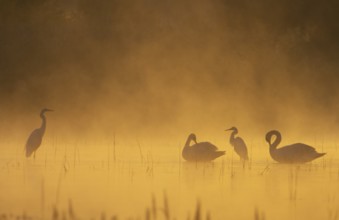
[1,2,339,219]
[1,0,339,143]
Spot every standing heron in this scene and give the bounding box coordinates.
[265,130,326,163]
[182,133,225,162]
[225,127,249,161]
[25,108,53,158]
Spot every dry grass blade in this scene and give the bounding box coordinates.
[194,201,201,220]
[152,194,157,220]
[163,191,170,220]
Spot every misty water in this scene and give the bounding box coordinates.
[1,136,338,220]
[2,0,339,219]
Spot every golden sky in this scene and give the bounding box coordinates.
[1,0,339,141]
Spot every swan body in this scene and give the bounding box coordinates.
[25,108,53,158]
[265,130,325,163]
[182,133,225,162]
[225,127,249,160]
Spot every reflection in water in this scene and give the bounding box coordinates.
[1,0,338,219]
[266,130,326,163]
[0,139,337,219]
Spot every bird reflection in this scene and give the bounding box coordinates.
[265,130,326,163]
[25,108,53,158]
[225,127,249,161]
[182,133,225,162]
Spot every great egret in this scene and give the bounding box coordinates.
[182,133,225,162]
[225,127,249,161]
[25,108,53,158]
[265,130,326,163]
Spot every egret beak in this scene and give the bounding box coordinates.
[46,109,54,112]
[225,128,232,131]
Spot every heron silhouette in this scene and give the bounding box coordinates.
[182,133,225,162]
[25,108,53,158]
[265,130,326,163]
[225,127,249,161]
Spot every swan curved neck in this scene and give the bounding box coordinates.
[184,136,193,149]
[269,132,281,150]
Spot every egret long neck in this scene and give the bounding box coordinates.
[40,113,47,133]
[230,130,238,145]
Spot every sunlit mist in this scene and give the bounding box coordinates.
[1,0,339,219]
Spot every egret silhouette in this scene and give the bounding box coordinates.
[25,108,53,158]
[182,133,225,162]
[225,127,249,161]
[265,130,326,163]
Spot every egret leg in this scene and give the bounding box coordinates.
[34,151,36,160]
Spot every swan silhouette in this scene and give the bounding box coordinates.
[25,108,53,158]
[225,127,249,161]
[265,130,326,163]
[182,133,225,162]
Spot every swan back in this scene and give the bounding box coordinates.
[265,130,325,163]
[182,134,225,162]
